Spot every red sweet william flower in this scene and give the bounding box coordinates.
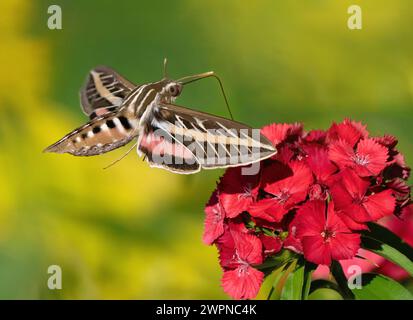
[292,200,361,265]
[327,119,368,147]
[205,120,411,299]
[218,230,264,300]
[330,169,396,223]
[329,138,388,177]
[249,161,313,222]
[218,167,260,218]
[203,191,225,245]
[261,123,303,146]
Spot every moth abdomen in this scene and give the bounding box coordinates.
[44,112,138,156]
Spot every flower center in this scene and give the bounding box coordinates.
[352,194,365,205]
[274,188,291,204]
[351,153,370,166]
[321,229,336,242]
[237,263,250,276]
[233,251,250,276]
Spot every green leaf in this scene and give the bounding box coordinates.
[308,288,343,300]
[310,279,342,294]
[267,266,287,300]
[257,249,296,273]
[302,261,317,300]
[267,261,295,300]
[365,222,413,260]
[352,273,413,300]
[330,260,355,299]
[361,235,413,277]
[280,260,305,300]
[279,257,317,300]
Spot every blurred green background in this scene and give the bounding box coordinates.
[0,0,412,299]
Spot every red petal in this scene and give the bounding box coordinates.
[329,182,353,211]
[218,167,260,218]
[328,140,355,170]
[259,234,283,255]
[221,266,264,300]
[355,139,388,177]
[248,198,287,222]
[302,235,332,265]
[303,130,327,145]
[331,169,369,200]
[377,260,408,281]
[261,161,293,190]
[287,161,314,195]
[228,218,250,233]
[219,166,260,194]
[330,232,361,261]
[325,202,351,234]
[337,211,369,231]
[327,119,368,147]
[260,123,303,146]
[203,191,225,245]
[304,145,337,182]
[263,161,312,208]
[260,123,291,146]
[232,231,263,265]
[217,229,237,269]
[220,193,253,218]
[275,145,295,164]
[363,189,396,221]
[294,200,326,238]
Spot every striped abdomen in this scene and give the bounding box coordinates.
[44,111,138,156]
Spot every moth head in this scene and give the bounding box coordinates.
[164,81,183,98]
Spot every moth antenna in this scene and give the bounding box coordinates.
[163,58,168,79]
[212,73,234,120]
[103,141,138,170]
[178,72,234,120]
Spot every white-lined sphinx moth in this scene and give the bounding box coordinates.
[44,61,277,174]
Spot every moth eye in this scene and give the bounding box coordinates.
[169,85,180,97]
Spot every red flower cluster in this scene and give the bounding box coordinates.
[203,119,411,300]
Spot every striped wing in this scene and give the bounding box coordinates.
[137,102,276,173]
[43,109,139,156]
[80,66,136,119]
[138,126,201,174]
